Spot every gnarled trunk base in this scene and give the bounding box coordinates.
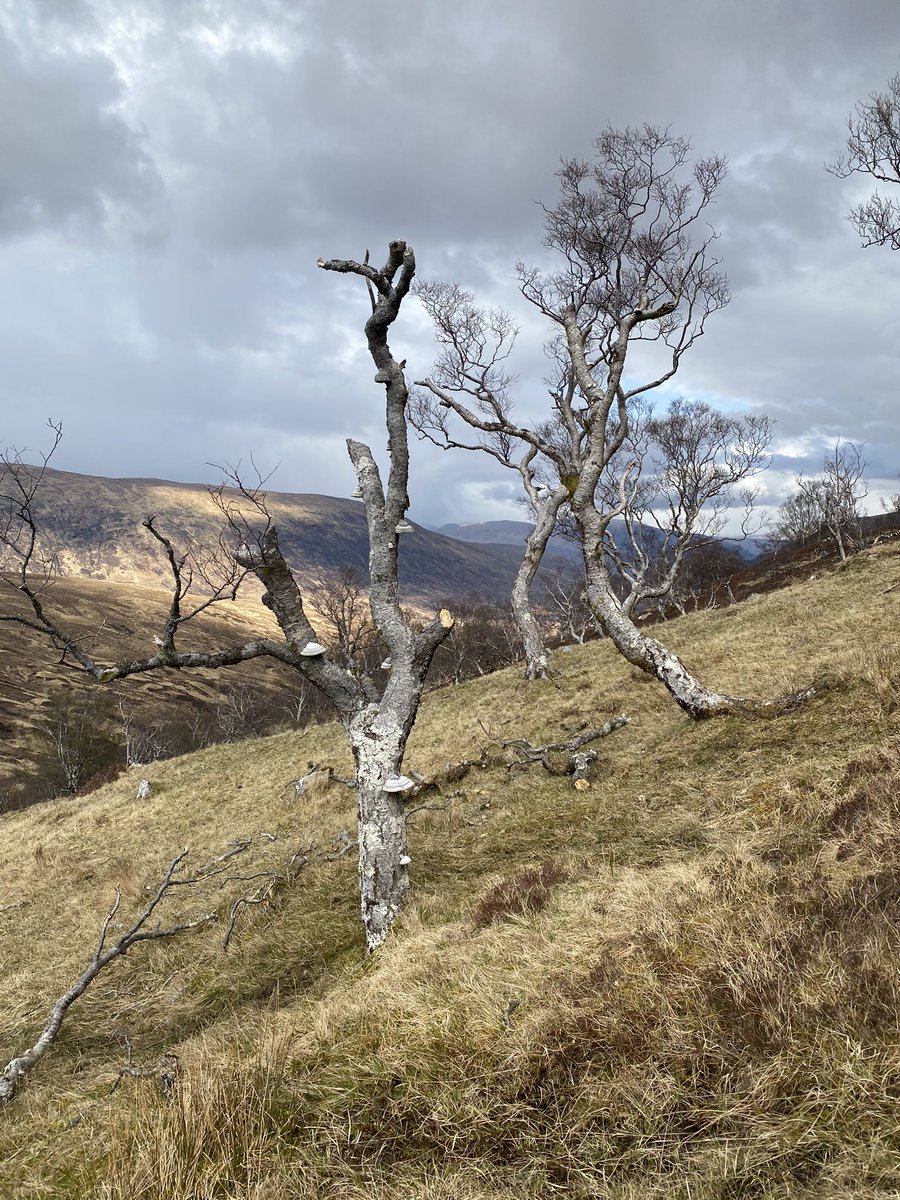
[584,567,814,719]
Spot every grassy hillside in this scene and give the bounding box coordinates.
[1,543,899,1198]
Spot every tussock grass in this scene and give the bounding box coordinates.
[1,544,899,1197]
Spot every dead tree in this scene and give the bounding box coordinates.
[830,73,900,249]
[417,128,800,718]
[0,242,453,953]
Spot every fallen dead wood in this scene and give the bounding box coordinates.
[477,715,630,785]
[0,850,215,1107]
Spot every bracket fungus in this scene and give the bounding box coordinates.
[299,641,327,657]
[383,775,415,793]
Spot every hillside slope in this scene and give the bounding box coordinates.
[1,464,536,603]
[1,543,899,1198]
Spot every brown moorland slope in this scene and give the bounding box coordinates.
[0,541,898,1197]
[0,464,533,603]
[0,574,300,797]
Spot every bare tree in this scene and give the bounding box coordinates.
[0,242,453,953]
[314,565,379,672]
[772,441,868,562]
[540,562,598,644]
[428,595,523,683]
[28,691,120,797]
[411,285,570,679]
[595,398,771,619]
[830,73,900,249]
[416,127,798,718]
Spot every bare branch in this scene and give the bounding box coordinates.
[0,850,216,1107]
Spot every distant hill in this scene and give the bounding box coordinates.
[434,520,582,563]
[0,466,539,605]
[434,519,767,563]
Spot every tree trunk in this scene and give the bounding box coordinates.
[583,561,737,717]
[582,555,812,719]
[511,491,567,681]
[354,773,409,953]
[513,581,549,681]
[345,697,416,952]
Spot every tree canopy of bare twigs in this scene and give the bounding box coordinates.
[830,73,900,249]
[417,125,800,718]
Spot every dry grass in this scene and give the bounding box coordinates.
[1,543,899,1197]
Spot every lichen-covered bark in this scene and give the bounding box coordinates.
[511,489,567,680]
[345,704,411,951]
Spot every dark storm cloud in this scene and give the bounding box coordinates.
[2,0,900,526]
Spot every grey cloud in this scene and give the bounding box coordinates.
[3,0,900,529]
[0,29,159,239]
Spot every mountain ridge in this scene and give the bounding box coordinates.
[1,464,552,604]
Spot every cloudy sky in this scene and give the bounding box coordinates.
[2,0,900,527]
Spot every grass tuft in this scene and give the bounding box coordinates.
[472,860,568,927]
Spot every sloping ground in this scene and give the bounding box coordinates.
[1,464,533,604]
[729,512,900,603]
[0,543,899,1197]
[0,575,300,793]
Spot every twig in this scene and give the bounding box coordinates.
[322,830,358,861]
[501,997,521,1031]
[222,874,278,951]
[195,838,253,876]
[290,841,316,868]
[405,799,453,822]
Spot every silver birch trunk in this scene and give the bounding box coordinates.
[582,554,736,717]
[345,703,413,952]
[511,490,567,680]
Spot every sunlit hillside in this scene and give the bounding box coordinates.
[0,574,294,797]
[0,465,532,602]
[1,542,899,1198]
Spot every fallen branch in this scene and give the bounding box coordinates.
[479,715,630,783]
[107,1033,179,1102]
[291,762,357,796]
[321,829,358,861]
[0,850,215,1107]
[222,874,278,951]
